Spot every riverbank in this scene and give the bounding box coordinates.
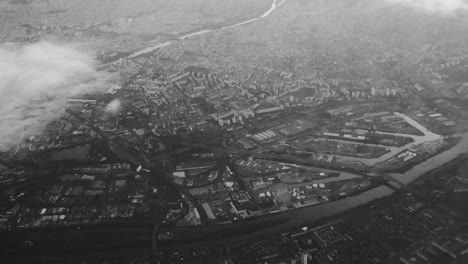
[154,129,468,250]
[383,137,462,173]
[412,153,468,185]
[106,0,286,63]
[156,185,393,251]
[391,131,468,184]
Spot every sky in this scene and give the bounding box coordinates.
[386,0,468,13]
[0,42,112,152]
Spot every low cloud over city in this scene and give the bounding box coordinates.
[386,0,468,13]
[0,42,111,152]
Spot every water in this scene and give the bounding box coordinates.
[290,120,468,227]
[162,185,393,248]
[100,0,468,241]
[261,0,286,18]
[241,185,393,242]
[309,172,359,184]
[224,131,468,242]
[290,131,468,227]
[117,0,286,63]
[284,185,393,227]
[334,113,443,166]
[391,131,468,184]
[128,42,172,59]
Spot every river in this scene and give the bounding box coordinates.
[161,132,468,249]
[391,131,468,184]
[161,129,468,249]
[333,113,443,166]
[284,116,468,227]
[272,131,468,236]
[112,0,287,63]
[160,185,393,250]
[292,130,468,223]
[97,0,468,247]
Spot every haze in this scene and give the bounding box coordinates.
[0,42,110,152]
[1,0,468,264]
[387,0,468,13]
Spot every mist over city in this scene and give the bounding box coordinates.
[387,0,468,13]
[1,1,468,264]
[0,41,112,151]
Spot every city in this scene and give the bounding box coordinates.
[1,0,468,263]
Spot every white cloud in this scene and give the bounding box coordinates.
[106,99,121,115]
[0,41,112,152]
[386,0,468,13]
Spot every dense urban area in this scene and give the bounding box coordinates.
[2,0,468,263]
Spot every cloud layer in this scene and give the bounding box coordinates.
[386,0,468,13]
[0,42,110,152]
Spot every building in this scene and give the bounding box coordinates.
[256,105,283,114]
[67,99,97,104]
[202,203,216,220]
[176,161,216,171]
[251,130,277,143]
